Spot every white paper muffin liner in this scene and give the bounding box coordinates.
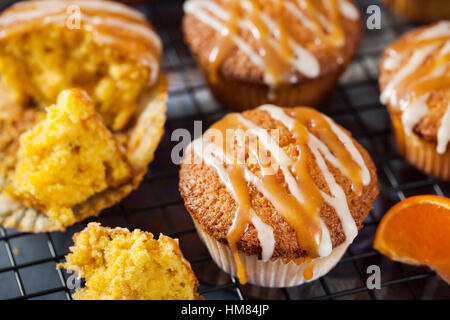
[390,113,450,181]
[194,222,349,288]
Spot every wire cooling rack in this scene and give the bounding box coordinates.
[0,0,449,300]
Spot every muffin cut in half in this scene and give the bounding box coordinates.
[6,89,132,227]
[180,105,378,287]
[379,21,450,181]
[0,0,161,130]
[183,0,362,111]
[0,81,167,232]
[381,0,450,23]
[58,223,202,300]
[0,1,167,232]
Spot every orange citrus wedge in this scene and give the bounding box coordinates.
[374,195,450,284]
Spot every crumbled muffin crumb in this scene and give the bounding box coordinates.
[8,89,131,226]
[59,223,202,300]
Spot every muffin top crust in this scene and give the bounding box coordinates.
[379,21,450,154]
[180,106,378,273]
[183,0,362,87]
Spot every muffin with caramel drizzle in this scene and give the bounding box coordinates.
[379,21,450,181]
[183,0,362,111]
[0,0,161,131]
[0,0,167,232]
[381,0,450,23]
[179,105,378,287]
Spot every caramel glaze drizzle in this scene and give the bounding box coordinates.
[208,0,346,86]
[249,0,293,85]
[203,106,367,284]
[396,44,449,104]
[385,31,450,114]
[290,108,364,195]
[212,115,321,258]
[302,0,345,47]
[381,23,450,154]
[208,0,241,83]
[226,165,252,284]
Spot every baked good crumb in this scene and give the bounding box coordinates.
[8,89,131,227]
[0,0,161,130]
[59,223,202,300]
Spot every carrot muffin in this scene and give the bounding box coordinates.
[0,83,166,232]
[381,0,450,23]
[183,0,362,111]
[179,105,378,287]
[0,0,167,232]
[379,22,450,181]
[59,223,202,300]
[0,0,161,130]
[6,89,132,227]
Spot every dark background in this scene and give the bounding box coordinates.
[0,0,448,300]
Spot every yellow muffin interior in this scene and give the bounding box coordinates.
[59,223,201,300]
[8,89,131,227]
[0,26,150,130]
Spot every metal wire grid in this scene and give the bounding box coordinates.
[0,0,449,300]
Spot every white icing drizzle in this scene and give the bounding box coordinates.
[236,114,309,206]
[284,1,316,31]
[190,0,319,83]
[323,115,371,185]
[184,0,355,85]
[258,105,355,181]
[296,0,359,21]
[245,1,319,79]
[250,211,275,262]
[235,114,334,256]
[244,167,332,258]
[381,21,450,154]
[401,94,430,136]
[258,105,359,244]
[0,6,64,26]
[234,122,332,256]
[441,41,450,55]
[66,1,146,20]
[308,134,357,242]
[44,13,161,52]
[189,138,276,261]
[0,1,161,53]
[318,220,332,256]
[8,0,145,21]
[380,44,438,106]
[417,21,450,40]
[184,0,265,70]
[383,48,402,71]
[437,103,450,154]
[236,114,293,166]
[338,0,360,20]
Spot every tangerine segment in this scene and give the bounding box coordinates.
[374,195,450,284]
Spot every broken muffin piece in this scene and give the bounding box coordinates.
[0,0,162,130]
[8,89,132,227]
[59,223,202,300]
